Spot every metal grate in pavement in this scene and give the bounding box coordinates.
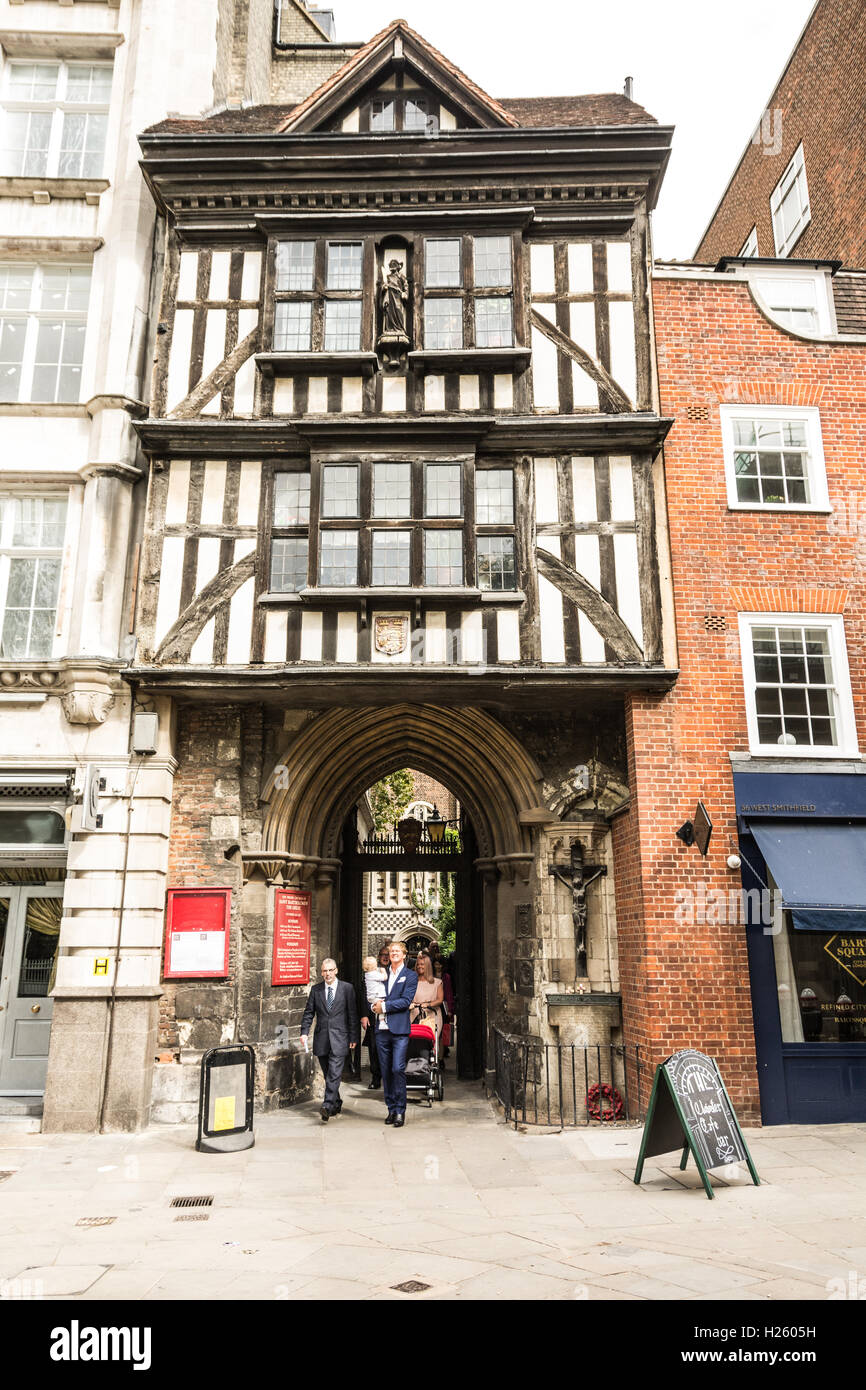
[169,1195,214,1208]
[391,1280,431,1293]
[0,1172,15,1184]
[76,1216,116,1227]
[174,1213,210,1222]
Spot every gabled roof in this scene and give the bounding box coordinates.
[277,17,521,133]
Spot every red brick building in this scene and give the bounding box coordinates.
[626,255,866,1122]
[696,0,866,266]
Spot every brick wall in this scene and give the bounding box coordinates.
[696,0,866,266]
[612,270,866,1119]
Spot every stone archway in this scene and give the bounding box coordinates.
[260,703,544,880]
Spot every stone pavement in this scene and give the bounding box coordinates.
[1,1076,865,1301]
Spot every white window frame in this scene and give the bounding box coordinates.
[770,143,811,257]
[0,492,69,661]
[748,268,834,336]
[0,59,112,180]
[739,226,758,258]
[738,613,859,758]
[0,262,91,403]
[720,404,830,513]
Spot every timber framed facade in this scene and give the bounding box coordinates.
[129,19,679,1117]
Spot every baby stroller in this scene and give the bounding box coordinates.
[404,1020,444,1107]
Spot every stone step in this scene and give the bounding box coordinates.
[0,1096,43,1118]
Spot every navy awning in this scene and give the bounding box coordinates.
[749,822,866,932]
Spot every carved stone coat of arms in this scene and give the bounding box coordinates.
[374,615,409,655]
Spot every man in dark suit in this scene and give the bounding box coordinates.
[371,940,418,1128]
[300,958,359,1121]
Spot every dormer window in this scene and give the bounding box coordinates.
[363,89,439,134]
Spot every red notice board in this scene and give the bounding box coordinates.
[164,888,231,980]
[272,887,312,986]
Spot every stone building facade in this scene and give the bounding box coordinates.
[129,18,679,1123]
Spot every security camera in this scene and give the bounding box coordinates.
[726,854,742,870]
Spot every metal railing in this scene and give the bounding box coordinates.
[492,1027,644,1129]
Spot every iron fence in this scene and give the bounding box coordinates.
[492,1026,645,1129]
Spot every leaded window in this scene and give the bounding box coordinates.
[272,238,365,353]
[422,234,514,350]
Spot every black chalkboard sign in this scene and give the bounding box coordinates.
[634,1048,760,1200]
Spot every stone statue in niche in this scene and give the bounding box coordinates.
[377,254,410,370]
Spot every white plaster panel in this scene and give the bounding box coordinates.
[609,300,637,404]
[195,535,220,592]
[200,463,226,525]
[264,609,288,662]
[166,308,194,411]
[571,456,597,522]
[308,376,328,413]
[439,107,456,130]
[241,251,262,301]
[424,611,447,663]
[164,458,190,524]
[233,308,258,414]
[569,301,598,407]
[607,241,633,294]
[461,609,484,665]
[189,616,215,665]
[236,461,261,525]
[531,312,559,410]
[342,376,363,412]
[382,377,406,412]
[459,375,480,410]
[538,534,565,663]
[336,611,358,662]
[273,377,294,414]
[573,534,605,662]
[493,373,513,409]
[201,308,227,380]
[424,375,445,411]
[209,251,231,302]
[613,532,643,649]
[300,610,323,661]
[153,536,185,646]
[226,575,255,664]
[497,609,521,662]
[609,455,635,521]
[567,242,594,292]
[177,251,198,300]
[530,244,555,293]
[341,107,360,131]
[533,457,559,523]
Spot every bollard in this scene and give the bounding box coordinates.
[196,1043,255,1153]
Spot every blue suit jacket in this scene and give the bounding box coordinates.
[378,967,418,1037]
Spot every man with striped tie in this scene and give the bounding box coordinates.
[300,958,359,1121]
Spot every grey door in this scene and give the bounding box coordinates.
[0,884,62,1092]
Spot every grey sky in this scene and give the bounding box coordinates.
[326,0,817,258]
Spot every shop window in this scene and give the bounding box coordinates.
[772,901,866,1043]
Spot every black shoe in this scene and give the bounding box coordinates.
[368,1081,381,1089]
[333,1102,342,1114]
[320,1107,330,1122]
[384,1112,396,1125]
[393,1114,405,1128]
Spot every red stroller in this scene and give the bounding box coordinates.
[404,1021,444,1106]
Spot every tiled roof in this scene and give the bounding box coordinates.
[498,94,657,127]
[143,91,657,138]
[833,271,866,335]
